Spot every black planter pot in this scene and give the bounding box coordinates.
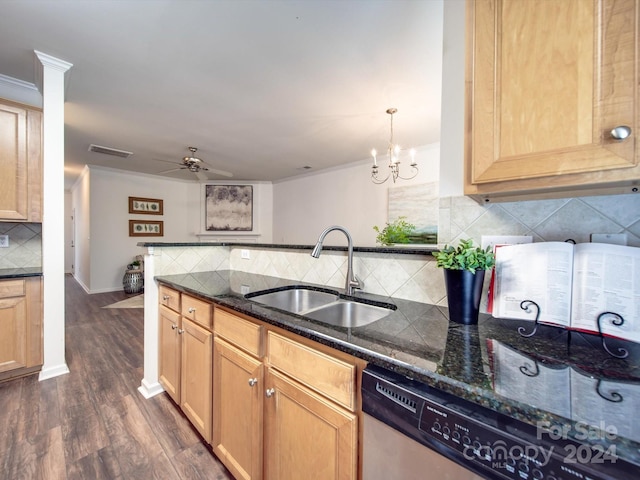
[444,269,485,325]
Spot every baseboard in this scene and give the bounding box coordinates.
[38,363,70,381]
[138,379,164,399]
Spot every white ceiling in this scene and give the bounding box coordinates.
[0,0,443,188]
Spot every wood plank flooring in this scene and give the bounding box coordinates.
[0,275,233,480]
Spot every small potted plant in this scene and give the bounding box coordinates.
[432,239,495,325]
[130,260,141,270]
[373,216,416,246]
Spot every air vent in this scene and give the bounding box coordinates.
[88,144,133,158]
[376,382,417,413]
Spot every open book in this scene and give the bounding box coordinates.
[492,242,640,343]
[487,339,640,444]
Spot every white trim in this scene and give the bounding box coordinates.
[0,73,42,107]
[138,379,164,399]
[38,363,70,381]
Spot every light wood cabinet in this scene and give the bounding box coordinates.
[0,99,42,221]
[158,286,213,443]
[211,307,361,480]
[213,337,264,480]
[465,0,639,202]
[264,368,358,480]
[0,277,43,382]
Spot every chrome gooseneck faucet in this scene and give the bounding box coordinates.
[311,225,363,296]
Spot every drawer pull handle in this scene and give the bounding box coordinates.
[188,307,196,313]
[163,295,170,301]
[265,388,275,398]
[248,378,258,387]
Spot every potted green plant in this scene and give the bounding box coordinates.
[130,260,141,270]
[432,239,495,325]
[373,216,416,246]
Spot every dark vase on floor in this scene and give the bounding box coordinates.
[444,269,485,325]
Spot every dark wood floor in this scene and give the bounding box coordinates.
[0,275,233,480]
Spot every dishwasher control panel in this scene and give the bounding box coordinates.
[362,365,635,480]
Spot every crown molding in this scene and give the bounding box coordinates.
[34,50,73,98]
[0,73,42,107]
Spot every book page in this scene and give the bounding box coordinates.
[570,371,640,444]
[571,243,640,342]
[493,242,573,327]
[489,340,571,418]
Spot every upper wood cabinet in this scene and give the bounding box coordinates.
[465,0,639,202]
[0,99,42,221]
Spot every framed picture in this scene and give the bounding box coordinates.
[205,185,253,231]
[129,196,163,215]
[129,220,164,237]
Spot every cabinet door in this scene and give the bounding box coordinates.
[213,337,263,480]
[158,305,181,403]
[0,295,27,373]
[264,368,357,480]
[181,317,213,443]
[466,0,639,200]
[0,101,42,221]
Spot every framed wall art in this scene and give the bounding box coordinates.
[129,196,163,215]
[129,220,164,237]
[205,185,253,231]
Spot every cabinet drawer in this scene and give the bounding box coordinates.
[182,294,212,330]
[159,285,180,313]
[0,279,26,299]
[267,331,355,411]
[214,308,263,358]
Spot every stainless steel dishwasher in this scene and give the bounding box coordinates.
[362,364,634,480]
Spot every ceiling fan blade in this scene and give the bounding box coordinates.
[156,167,185,174]
[195,170,209,181]
[199,163,234,178]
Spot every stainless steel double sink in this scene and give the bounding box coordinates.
[245,286,394,328]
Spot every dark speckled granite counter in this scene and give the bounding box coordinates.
[156,270,640,469]
[0,267,43,279]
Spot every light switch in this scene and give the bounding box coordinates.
[241,249,250,259]
[0,235,8,248]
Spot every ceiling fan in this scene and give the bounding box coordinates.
[156,146,233,180]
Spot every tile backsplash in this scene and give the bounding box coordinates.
[0,222,42,269]
[146,192,640,312]
[438,193,640,247]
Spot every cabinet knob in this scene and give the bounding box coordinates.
[188,307,196,313]
[177,328,184,334]
[248,378,258,387]
[163,295,170,301]
[611,126,631,140]
[265,388,275,398]
[171,324,177,330]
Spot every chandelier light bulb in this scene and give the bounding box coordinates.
[370,108,418,184]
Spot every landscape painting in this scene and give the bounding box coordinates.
[206,185,253,231]
[388,182,438,244]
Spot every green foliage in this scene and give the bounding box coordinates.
[131,260,141,266]
[432,238,495,274]
[373,217,417,246]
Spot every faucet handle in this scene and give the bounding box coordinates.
[351,275,364,292]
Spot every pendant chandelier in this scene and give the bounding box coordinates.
[371,108,418,184]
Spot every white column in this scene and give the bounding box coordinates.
[36,51,73,381]
[138,246,164,398]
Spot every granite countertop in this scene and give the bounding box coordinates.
[155,269,640,467]
[0,267,43,279]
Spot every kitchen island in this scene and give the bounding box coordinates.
[139,242,640,478]
[155,269,640,473]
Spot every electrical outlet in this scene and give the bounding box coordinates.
[241,249,250,259]
[240,285,251,295]
[0,235,8,248]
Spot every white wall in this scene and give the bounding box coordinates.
[71,167,91,291]
[64,191,73,273]
[272,144,440,246]
[70,167,275,292]
[439,0,466,196]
